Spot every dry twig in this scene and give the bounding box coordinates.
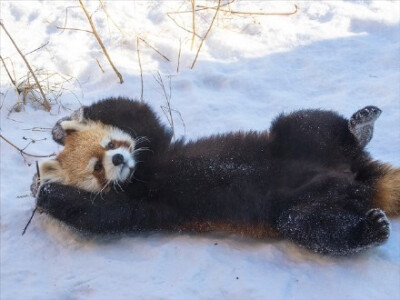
[78,0,124,84]
[0,21,51,111]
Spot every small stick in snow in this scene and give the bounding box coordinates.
[22,207,37,236]
[191,0,222,69]
[0,21,51,111]
[78,0,124,84]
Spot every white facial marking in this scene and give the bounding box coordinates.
[109,128,136,149]
[100,137,111,148]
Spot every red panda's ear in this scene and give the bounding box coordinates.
[39,160,64,184]
[60,120,89,136]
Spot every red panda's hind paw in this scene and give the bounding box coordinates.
[362,208,390,246]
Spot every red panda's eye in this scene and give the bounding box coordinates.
[94,161,103,172]
[106,142,115,150]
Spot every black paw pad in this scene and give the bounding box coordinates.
[364,208,390,244]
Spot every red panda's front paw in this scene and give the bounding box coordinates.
[30,173,40,197]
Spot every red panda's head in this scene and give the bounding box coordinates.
[40,120,136,193]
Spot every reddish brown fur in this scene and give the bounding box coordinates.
[113,141,131,149]
[57,124,107,190]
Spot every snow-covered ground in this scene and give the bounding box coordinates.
[1,1,399,299]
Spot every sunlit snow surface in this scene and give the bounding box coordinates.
[1,1,399,299]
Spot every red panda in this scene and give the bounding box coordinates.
[34,98,400,255]
[40,120,136,193]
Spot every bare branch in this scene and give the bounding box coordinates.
[78,0,124,84]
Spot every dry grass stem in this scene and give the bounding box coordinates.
[166,14,202,38]
[14,69,79,110]
[191,0,196,50]
[78,0,124,84]
[0,55,18,89]
[136,37,144,102]
[191,0,222,69]
[177,38,182,73]
[138,37,170,62]
[167,0,234,15]
[99,0,126,36]
[23,127,52,132]
[25,41,50,56]
[1,21,51,111]
[201,4,299,16]
[96,58,105,73]
[55,26,93,34]
[0,55,23,111]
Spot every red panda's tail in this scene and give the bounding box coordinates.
[374,164,400,217]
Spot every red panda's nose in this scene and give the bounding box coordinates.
[112,154,124,166]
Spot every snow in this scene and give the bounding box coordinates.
[1,1,399,299]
